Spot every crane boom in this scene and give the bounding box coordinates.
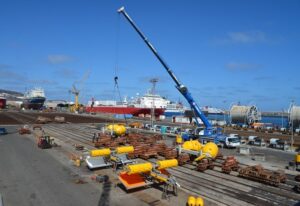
[118,7,213,134]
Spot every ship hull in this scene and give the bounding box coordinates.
[86,106,165,117]
[22,97,46,110]
[0,98,6,109]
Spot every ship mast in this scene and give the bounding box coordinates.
[149,78,158,128]
[149,78,158,95]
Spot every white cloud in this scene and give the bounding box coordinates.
[226,62,262,71]
[227,31,266,43]
[0,69,56,87]
[54,68,78,79]
[214,31,267,44]
[48,54,73,64]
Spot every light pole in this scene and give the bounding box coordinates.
[223,100,226,124]
[281,108,284,128]
[290,100,294,150]
[292,117,294,150]
[151,98,154,128]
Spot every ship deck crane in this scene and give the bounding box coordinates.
[118,7,223,140]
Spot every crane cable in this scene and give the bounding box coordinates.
[113,14,128,125]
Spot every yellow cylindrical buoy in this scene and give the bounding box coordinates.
[187,196,196,206]
[296,154,300,163]
[182,140,203,151]
[107,124,114,130]
[116,146,134,154]
[114,125,126,136]
[90,148,111,157]
[156,159,178,170]
[106,124,127,136]
[201,142,218,159]
[125,162,152,175]
[176,135,182,144]
[194,142,219,162]
[196,197,204,206]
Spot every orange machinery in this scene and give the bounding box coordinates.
[118,159,179,199]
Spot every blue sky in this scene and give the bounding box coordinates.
[0,0,299,111]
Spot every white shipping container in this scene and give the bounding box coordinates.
[159,115,165,120]
[174,116,191,124]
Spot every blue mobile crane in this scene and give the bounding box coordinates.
[118,7,229,144]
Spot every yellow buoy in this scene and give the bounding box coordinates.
[107,124,126,136]
[296,154,300,163]
[90,148,111,157]
[187,196,196,206]
[116,146,134,154]
[107,124,114,130]
[182,140,203,151]
[202,142,218,159]
[114,125,126,136]
[194,142,219,162]
[176,135,183,144]
[196,197,204,206]
[125,162,152,175]
[156,159,178,170]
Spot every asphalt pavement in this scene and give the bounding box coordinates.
[0,126,119,206]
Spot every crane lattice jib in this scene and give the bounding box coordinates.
[118,7,212,130]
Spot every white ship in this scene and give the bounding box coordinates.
[201,106,224,114]
[22,88,46,110]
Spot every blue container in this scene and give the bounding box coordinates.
[113,114,133,119]
[160,126,167,134]
[182,133,190,141]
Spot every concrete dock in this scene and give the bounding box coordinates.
[1,111,300,206]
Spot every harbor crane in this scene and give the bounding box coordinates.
[69,70,90,113]
[69,84,80,112]
[118,7,227,143]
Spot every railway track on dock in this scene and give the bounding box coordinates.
[42,124,97,150]
[29,123,300,206]
[2,111,36,124]
[169,165,299,206]
[147,158,300,206]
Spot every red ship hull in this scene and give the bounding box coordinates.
[85,106,165,117]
